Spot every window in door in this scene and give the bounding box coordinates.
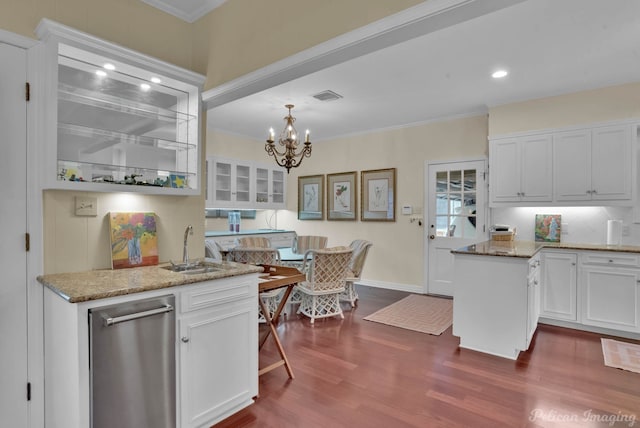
[435,169,477,239]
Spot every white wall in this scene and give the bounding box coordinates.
[492,206,639,245]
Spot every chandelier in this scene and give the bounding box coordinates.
[265,104,311,173]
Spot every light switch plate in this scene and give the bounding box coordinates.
[402,205,412,215]
[75,196,97,216]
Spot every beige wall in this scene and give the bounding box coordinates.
[43,190,204,273]
[207,115,488,290]
[194,0,423,90]
[489,81,640,136]
[0,0,198,73]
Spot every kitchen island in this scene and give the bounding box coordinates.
[452,240,640,360]
[38,260,263,428]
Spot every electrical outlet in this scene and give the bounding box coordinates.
[622,224,630,236]
[75,196,97,216]
[561,222,569,235]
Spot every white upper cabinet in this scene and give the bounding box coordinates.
[254,165,286,209]
[208,157,254,209]
[490,121,636,207]
[35,19,204,195]
[489,134,553,205]
[554,125,632,202]
[206,156,287,210]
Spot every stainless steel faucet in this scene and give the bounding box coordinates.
[183,225,193,265]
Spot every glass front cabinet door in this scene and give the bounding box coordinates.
[255,164,286,209]
[36,19,205,195]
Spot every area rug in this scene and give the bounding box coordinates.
[363,294,452,335]
[601,338,640,374]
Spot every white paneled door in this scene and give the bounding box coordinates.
[0,42,28,427]
[426,160,487,296]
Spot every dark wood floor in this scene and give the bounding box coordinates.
[214,287,640,428]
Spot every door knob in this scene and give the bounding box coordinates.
[181,337,190,343]
[429,235,435,240]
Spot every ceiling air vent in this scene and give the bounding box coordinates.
[312,90,343,102]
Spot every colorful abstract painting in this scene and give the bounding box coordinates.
[535,214,561,242]
[109,212,159,269]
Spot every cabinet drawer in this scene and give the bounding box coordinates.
[580,252,640,268]
[180,276,257,313]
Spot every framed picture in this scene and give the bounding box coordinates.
[327,171,357,221]
[298,174,324,220]
[109,212,159,269]
[535,214,562,242]
[361,168,396,221]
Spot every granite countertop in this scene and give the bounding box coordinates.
[37,260,263,303]
[452,240,640,259]
[205,229,294,237]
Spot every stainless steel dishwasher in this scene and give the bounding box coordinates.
[89,294,176,428]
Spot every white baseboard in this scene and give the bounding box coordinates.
[539,317,640,341]
[356,279,423,294]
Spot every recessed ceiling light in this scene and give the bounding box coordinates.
[140,83,151,91]
[95,70,107,77]
[103,63,116,71]
[492,69,508,79]
[150,77,162,84]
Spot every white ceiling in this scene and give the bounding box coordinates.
[205,0,640,142]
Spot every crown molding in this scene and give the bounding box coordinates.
[140,0,226,23]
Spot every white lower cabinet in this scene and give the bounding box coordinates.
[540,251,577,321]
[527,255,541,345]
[206,231,296,251]
[580,256,640,333]
[453,253,532,360]
[179,302,257,427]
[178,277,258,428]
[42,273,259,428]
[538,250,640,335]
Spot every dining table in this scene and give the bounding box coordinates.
[257,264,306,379]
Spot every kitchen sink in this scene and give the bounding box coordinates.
[162,260,225,275]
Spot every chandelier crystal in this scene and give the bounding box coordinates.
[265,104,311,173]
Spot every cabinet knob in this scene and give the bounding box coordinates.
[181,337,190,343]
[592,189,597,194]
[609,259,614,263]
[586,190,592,194]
